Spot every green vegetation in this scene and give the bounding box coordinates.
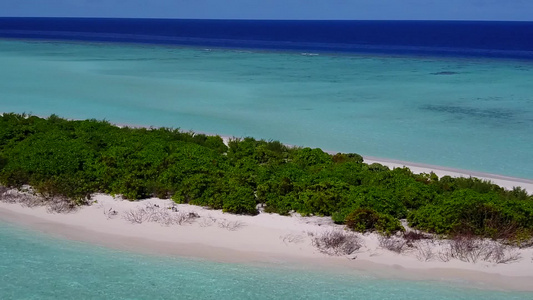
[1,113,532,241]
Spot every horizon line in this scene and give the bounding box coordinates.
[1,16,533,23]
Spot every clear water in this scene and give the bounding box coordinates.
[1,39,532,178]
[0,221,530,299]
[1,38,533,299]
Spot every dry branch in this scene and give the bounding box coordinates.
[378,235,409,253]
[311,230,362,256]
[414,240,435,262]
[280,233,305,244]
[122,203,199,226]
[217,219,245,231]
[437,236,522,264]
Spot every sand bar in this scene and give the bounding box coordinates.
[1,119,532,291]
[1,194,532,292]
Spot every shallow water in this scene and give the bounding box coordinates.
[1,39,532,178]
[0,221,531,299]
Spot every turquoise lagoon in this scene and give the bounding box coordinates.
[0,39,532,179]
[1,39,533,299]
[0,221,531,299]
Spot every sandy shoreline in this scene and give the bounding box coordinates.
[361,155,533,194]
[1,194,532,292]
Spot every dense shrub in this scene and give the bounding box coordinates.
[331,153,363,164]
[345,208,404,235]
[223,184,258,215]
[0,113,531,241]
[408,190,533,240]
[293,147,332,167]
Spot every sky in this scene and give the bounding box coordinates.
[1,0,532,21]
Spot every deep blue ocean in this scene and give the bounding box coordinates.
[1,18,533,59]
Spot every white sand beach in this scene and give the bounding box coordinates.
[362,156,533,194]
[1,189,532,292]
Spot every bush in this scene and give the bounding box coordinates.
[345,208,404,235]
[0,155,7,171]
[223,184,258,215]
[348,187,408,218]
[367,163,389,172]
[332,153,363,164]
[408,190,532,239]
[293,147,331,167]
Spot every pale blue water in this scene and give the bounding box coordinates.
[0,221,530,299]
[1,39,532,178]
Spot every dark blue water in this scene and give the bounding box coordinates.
[1,18,533,59]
